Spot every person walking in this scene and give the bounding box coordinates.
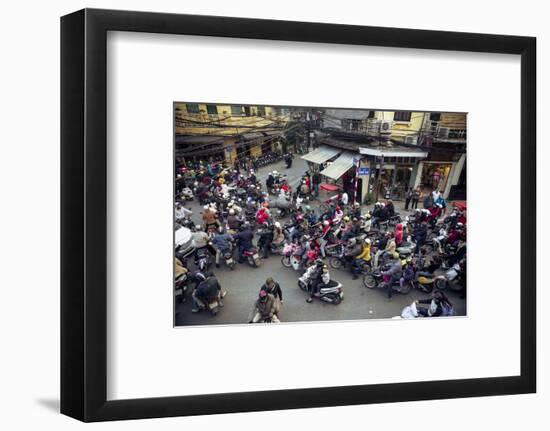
[404,187,413,211]
[411,186,420,210]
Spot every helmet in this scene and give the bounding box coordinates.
[364,238,371,244]
[305,205,312,212]
[273,170,278,175]
[323,220,330,226]
[218,226,224,234]
[195,224,202,231]
[436,203,443,208]
[274,221,281,228]
[229,209,235,215]
[349,238,357,245]
[343,216,350,222]
[203,205,209,210]
[457,222,464,227]
[315,259,324,267]
[366,213,372,219]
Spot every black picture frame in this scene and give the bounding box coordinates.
[61,8,536,422]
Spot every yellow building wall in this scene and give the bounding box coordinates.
[174,103,287,136]
[373,111,426,139]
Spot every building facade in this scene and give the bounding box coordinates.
[174,103,288,164]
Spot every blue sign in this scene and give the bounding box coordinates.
[358,167,370,176]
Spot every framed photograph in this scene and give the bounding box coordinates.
[61,8,536,422]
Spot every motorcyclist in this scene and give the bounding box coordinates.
[233,222,254,264]
[175,203,192,223]
[343,237,362,269]
[381,254,403,299]
[249,289,280,323]
[226,208,242,232]
[211,226,234,267]
[306,261,330,303]
[272,221,286,248]
[191,272,225,313]
[266,172,275,190]
[191,224,211,259]
[257,220,274,259]
[351,238,371,279]
[256,202,271,225]
[202,205,218,231]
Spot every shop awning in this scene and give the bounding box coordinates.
[301,145,341,164]
[320,151,357,180]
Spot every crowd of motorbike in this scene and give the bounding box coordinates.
[174,159,466,322]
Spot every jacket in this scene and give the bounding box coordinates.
[395,224,404,246]
[195,276,221,300]
[233,229,254,249]
[212,233,232,251]
[202,210,217,225]
[253,293,279,319]
[356,244,371,262]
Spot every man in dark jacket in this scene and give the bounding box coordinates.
[191,273,225,312]
[260,277,283,302]
[233,223,254,263]
[312,171,322,196]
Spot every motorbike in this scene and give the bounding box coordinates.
[194,247,212,272]
[179,187,194,201]
[174,272,188,302]
[192,291,221,316]
[297,275,344,304]
[362,268,414,294]
[242,247,262,267]
[435,262,464,291]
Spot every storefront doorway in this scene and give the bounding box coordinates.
[421,162,452,193]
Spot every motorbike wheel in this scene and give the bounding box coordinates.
[253,258,261,267]
[331,294,342,305]
[400,281,413,294]
[228,261,236,270]
[329,256,342,270]
[435,278,447,290]
[363,273,378,289]
[281,256,292,268]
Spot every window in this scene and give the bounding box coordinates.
[429,112,441,122]
[206,105,218,115]
[231,105,243,116]
[186,103,200,114]
[393,111,411,122]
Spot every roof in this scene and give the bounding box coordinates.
[175,135,223,144]
[320,151,357,180]
[301,145,342,164]
[320,136,427,158]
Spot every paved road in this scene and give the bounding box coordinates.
[175,156,466,326]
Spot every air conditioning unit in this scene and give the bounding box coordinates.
[379,119,393,134]
[437,127,450,139]
[404,135,418,145]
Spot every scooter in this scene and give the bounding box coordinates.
[297,275,344,304]
[174,272,188,302]
[243,247,261,268]
[435,262,464,291]
[180,187,194,201]
[195,248,212,272]
[192,291,220,316]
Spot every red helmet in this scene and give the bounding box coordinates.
[296,214,305,222]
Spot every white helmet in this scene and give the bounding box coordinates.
[274,221,281,228]
[229,209,235,215]
[323,220,330,226]
[203,205,209,210]
[365,238,371,244]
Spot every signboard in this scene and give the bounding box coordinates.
[358,167,370,176]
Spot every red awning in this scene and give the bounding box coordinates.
[320,183,340,192]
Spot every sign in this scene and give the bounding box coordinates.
[358,167,370,176]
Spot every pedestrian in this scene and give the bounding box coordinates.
[312,171,322,197]
[404,187,413,210]
[411,186,420,210]
[261,277,283,303]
